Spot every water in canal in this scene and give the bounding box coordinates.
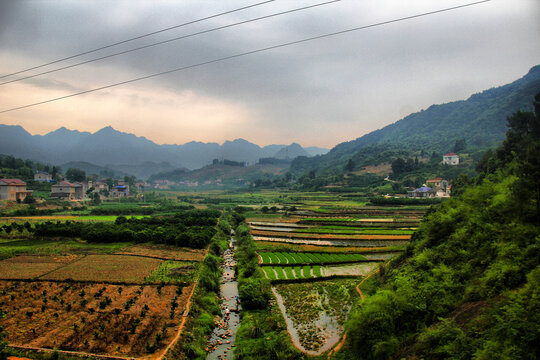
[206,241,241,360]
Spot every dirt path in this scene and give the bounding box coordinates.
[7,345,136,360]
[158,247,210,360]
[157,281,198,360]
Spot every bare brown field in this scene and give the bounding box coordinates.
[0,255,82,279]
[115,244,206,262]
[0,216,79,223]
[41,255,162,283]
[355,163,392,175]
[0,280,193,358]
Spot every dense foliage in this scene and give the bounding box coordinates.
[340,92,540,359]
[0,154,55,180]
[33,209,219,248]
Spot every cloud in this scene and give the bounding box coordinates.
[0,0,539,148]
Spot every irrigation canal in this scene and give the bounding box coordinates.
[206,238,241,360]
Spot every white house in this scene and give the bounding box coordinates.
[443,152,459,165]
[34,172,53,182]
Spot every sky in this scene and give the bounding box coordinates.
[0,0,539,148]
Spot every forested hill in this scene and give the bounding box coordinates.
[291,65,540,174]
[341,93,540,359]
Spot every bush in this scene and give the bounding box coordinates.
[238,278,271,310]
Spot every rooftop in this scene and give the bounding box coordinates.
[0,178,26,185]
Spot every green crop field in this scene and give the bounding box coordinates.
[259,251,367,265]
[0,238,131,261]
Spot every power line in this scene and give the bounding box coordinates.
[0,0,491,115]
[0,0,341,86]
[0,0,275,80]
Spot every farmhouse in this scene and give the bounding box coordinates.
[34,172,53,182]
[426,178,443,188]
[407,186,436,198]
[0,178,33,201]
[442,152,460,165]
[110,185,129,197]
[50,180,77,200]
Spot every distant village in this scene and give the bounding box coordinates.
[0,153,460,202]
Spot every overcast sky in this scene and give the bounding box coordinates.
[0,0,539,148]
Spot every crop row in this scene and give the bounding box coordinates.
[259,252,366,265]
[262,265,323,280]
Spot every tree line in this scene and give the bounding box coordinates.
[30,209,220,249]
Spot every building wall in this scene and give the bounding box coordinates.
[0,186,9,200]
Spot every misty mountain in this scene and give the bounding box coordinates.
[273,143,309,160]
[0,124,328,176]
[291,64,540,174]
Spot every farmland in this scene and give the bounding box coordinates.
[242,196,427,356]
[0,207,220,359]
[274,279,359,354]
[0,280,192,357]
[259,251,368,265]
[0,189,426,359]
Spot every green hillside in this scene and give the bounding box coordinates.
[338,93,540,359]
[291,65,540,176]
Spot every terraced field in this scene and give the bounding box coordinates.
[247,204,426,355]
[259,252,367,265]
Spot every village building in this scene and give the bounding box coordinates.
[110,185,129,197]
[51,180,93,200]
[93,180,109,192]
[0,179,33,201]
[50,180,77,200]
[407,186,436,198]
[426,178,443,188]
[34,172,53,182]
[442,152,460,165]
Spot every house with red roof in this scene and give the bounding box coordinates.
[0,178,33,201]
[442,152,460,165]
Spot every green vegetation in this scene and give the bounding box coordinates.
[260,252,367,265]
[341,93,540,359]
[166,211,233,360]
[31,209,219,248]
[0,238,130,261]
[144,260,198,284]
[275,279,358,352]
[234,221,302,359]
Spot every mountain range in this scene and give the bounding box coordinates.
[1,65,538,181]
[0,125,328,178]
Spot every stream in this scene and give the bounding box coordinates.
[206,239,241,360]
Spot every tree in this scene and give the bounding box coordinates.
[51,166,61,180]
[453,138,467,153]
[345,159,356,172]
[23,195,36,204]
[65,168,86,182]
[391,158,406,175]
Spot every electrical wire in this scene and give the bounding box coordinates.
[0,0,275,80]
[0,0,491,115]
[0,0,341,86]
